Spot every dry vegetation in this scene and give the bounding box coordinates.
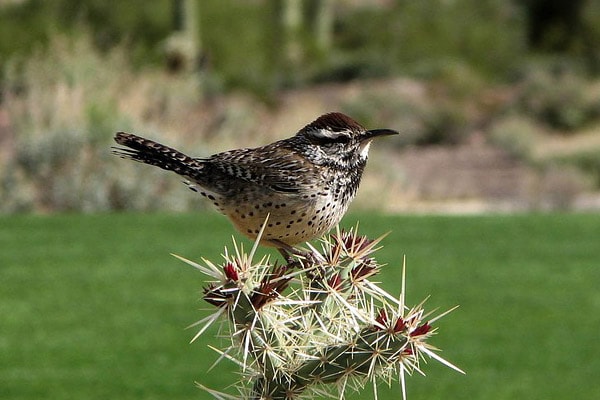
[1,31,599,213]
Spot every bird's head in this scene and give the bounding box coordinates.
[296,112,398,166]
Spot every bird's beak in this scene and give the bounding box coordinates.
[364,128,399,140]
[357,128,399,158]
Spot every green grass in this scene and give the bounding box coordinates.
[1,213,599,399]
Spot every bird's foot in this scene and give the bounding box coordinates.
[271,240,319,270]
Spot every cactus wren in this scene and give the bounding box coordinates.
[112,112,397,254]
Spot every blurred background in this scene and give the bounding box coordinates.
[1,0,600,214]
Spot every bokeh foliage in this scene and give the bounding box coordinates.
[2,0,600,89]
[1,0,600,213]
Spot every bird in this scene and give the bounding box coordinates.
[112,112,398,257]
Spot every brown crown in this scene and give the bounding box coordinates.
[300,112,366,134]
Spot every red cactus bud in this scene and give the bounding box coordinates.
[375,309,388,329]
[335,231,373,252]
[203,284,232,307]
[411,322,431,337]
[394,317,407,333]
[269,265,292,294]
[350,259,378,281]
[250,267,292,310]
[223,262,239,281]
[327,273,343,290]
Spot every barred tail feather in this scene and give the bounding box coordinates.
[112,132,204,179]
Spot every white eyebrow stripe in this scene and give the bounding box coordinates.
[309,128,352,140]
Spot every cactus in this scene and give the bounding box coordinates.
[175,222,463,399]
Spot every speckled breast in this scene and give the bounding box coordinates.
[221,190,348,246]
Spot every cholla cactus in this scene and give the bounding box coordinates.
[175,222,463,400]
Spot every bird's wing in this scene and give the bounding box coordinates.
[206,145,315,194]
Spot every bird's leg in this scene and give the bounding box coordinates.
[276,247,296,266]
[270,240,317,270]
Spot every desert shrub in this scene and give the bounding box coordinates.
[0,33,203,213]
[1,0,529,95]
[489,115,542,160]
[344,92,471,146]
[514,60,600,131]
[552,149,600,189]
[582,0,600,73]
[342,64,483,146]
[342,92,424,146]
[0,1,172,68]
[339,0,526,81]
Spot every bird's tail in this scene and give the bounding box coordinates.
[112,132,204,180]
